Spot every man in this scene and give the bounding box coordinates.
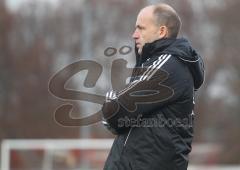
[101,3,204,170]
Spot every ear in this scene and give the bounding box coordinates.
[158,26,168,39]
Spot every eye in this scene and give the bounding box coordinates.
[136,25,144,31]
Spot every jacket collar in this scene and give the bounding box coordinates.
[135,38,177,66]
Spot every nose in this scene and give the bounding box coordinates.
[132,29,139,39]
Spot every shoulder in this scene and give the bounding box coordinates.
[144,54,182,70]
[143,53,193,82]
[142,54,172,68]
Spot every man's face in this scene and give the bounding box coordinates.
[132,7,160,55]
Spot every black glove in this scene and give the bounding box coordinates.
[101,90,119,135]
[102,90,130,135]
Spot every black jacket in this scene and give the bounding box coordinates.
[102,38,204,170]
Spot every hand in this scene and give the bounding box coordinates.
[105,90,117,102]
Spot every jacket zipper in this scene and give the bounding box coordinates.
[124,127,133,146]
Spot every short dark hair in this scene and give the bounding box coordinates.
[153,4,182,38]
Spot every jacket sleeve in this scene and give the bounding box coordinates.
[101,54,192,133]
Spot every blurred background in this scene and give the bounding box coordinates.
[0,0,239,169]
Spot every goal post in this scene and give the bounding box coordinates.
[1,139,113,170]
[1,139,240,170]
